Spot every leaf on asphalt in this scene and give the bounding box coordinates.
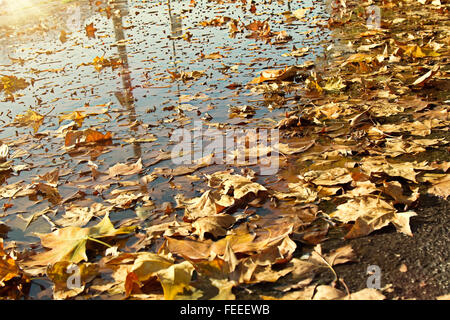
[330,196,417,238]
[427,174,450,199]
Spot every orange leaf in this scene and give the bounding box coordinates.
[85,23,97,38]
[85,129,112,143]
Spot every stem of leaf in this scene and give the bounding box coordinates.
[87,237,112,248]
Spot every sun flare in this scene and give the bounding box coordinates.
[0,0,45,25]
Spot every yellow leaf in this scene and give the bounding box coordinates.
[14,109,44,133]
[28,214,135,265]
[59,111,86,127]
[157,261,195,300]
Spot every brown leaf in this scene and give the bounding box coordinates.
[427,174,450,199]
[192,214,236,240]
[331,196,417,238]
[108,158,143,178]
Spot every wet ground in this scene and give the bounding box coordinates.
[0,0,328,242]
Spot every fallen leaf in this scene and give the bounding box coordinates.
[109,158,143,177]
[331,196,417,238]
[28,214,135,266]
[427,174,450,199]
[192,214,236,240]
[13,109,44,133]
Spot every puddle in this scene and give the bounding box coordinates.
[0,0,330,242]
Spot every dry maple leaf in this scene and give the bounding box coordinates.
[269,285,385,300]
[382,181,419,206]
[156,261,195,300]
[300,167,353,186]
[330,196,417,238]
[360,157,420,182]
[85,129,113,144]
[412,65,440,86]
[0,75,29,94]
[64,129,112,147]
[206,171,267,200]
[273,182,318,203]
[0,181,35,200]
[35,182,62,205]
[200,52,224,60]
[398,45,440,58]
[0,239,29,298]
[427,174,450,199]
[192,214,236,240]
[38,168,60,187]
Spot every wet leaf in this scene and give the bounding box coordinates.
[85,23,97,38]
[59,111,86,127]
[28,214,136,266]
[13,109,44,133]
[109,158,143,178]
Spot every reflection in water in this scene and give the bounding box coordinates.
[167,0,182,106]
[109,0,142,159]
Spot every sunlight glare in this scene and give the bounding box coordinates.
[0,0,45,25]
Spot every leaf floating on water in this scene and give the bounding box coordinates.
[26,214,136,266]
[108,158,143,178]
[85,23,97,38]
[59,111,86,127]
[13,109,44,133]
